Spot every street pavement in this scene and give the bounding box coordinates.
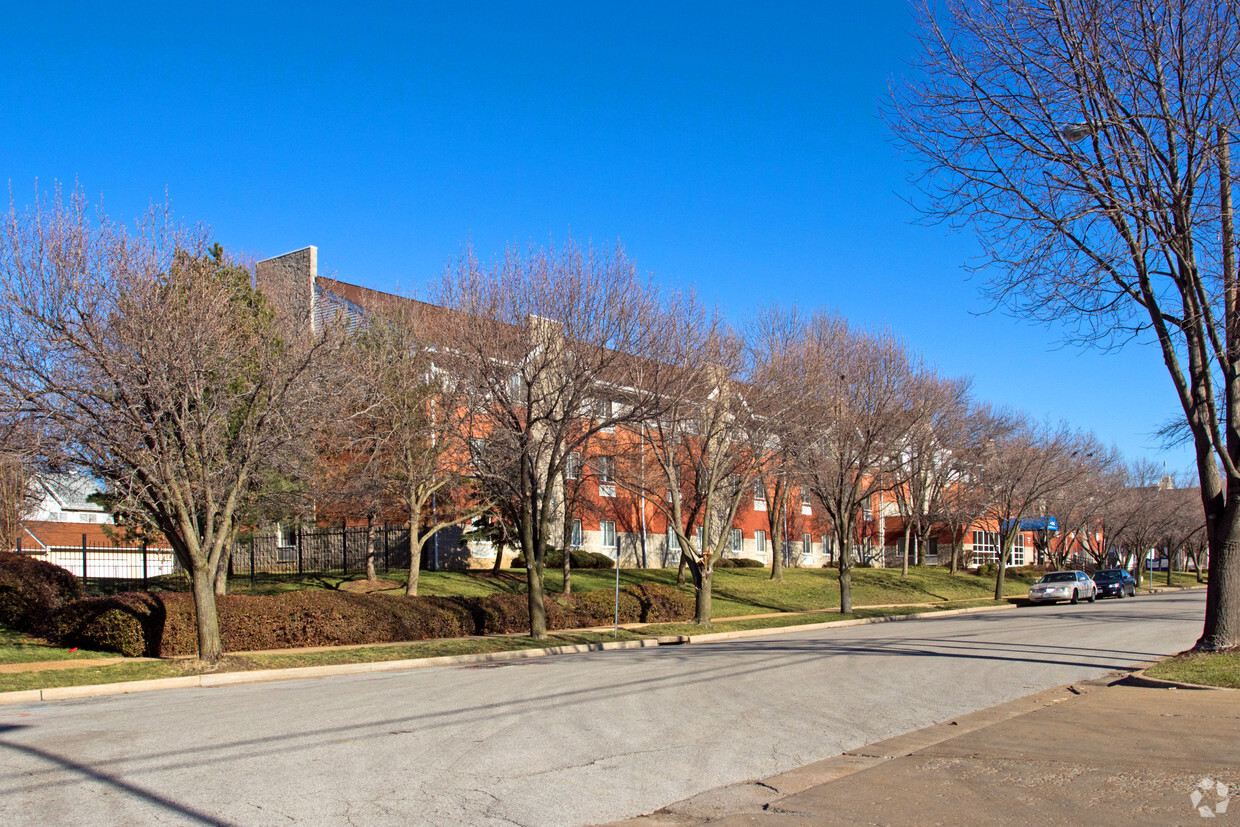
[0,591,1209,826]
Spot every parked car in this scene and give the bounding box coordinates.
[1092,568,1137,598]
[1028,570,1097,604]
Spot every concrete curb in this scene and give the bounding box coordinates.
[1121,668,1236,691]
[0,602,1019,704]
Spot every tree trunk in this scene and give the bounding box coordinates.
[687,558,712,624]
[213,546,230,596]
[562,534,572,596]
[769,500,784,582]
[406,515,422,596]
[676,551,687,587]
[1199,485,1240,650]
[491,537,506,573]
[525,551,548,638]
[993,536,1009,601]
[901,533,910,577]
[770,533,784,582]
[366,513,377,583]
[838,539,853,614]
[191,567,223,661]
[1166,545,1173,587]
[950,534,961,574]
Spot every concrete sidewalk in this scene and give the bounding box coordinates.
[617,676,1238,826]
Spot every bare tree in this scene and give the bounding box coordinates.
[1044,444,1123,569]
[616,315,761,625]
[0,189,336,659]
[979,419,1099,599]
[0,418,37,554]
[784,311,921,613]
[436,241,681,638]
[935,403,1014,573]
[892,0,1240,647]
[330,304,483,595]
[892,372,973,576]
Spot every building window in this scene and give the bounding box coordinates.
[862,500,872,521]
[731,528,743,553]
[601,520,616,549]
[668,527,680,551]
[469,438,488,475]
[971,530,1000,565]
[696,526,705,551]
[508,373,526,401]
[565,452,581,480]
[755,530,767,557]
[800,487,812,514]
[571,518,583,548]
[597,399,615,432]
[823,534,833,562]
[802,533,813,557]
[754,480,767,511]
[597,455,615,497]
[1010,532,1026,567]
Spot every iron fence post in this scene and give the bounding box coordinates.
[142,541,148,588]
[341,519,348,575]
[81,533,88,590]
[384,522,389,573]
[297,527,303,576]
[250,536,256,588]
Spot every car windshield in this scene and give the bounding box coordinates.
[1094,572,1120,581]
[1038,573,1077,583]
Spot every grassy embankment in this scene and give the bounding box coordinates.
[2,566,1035,692]
[1145,650,1240,689]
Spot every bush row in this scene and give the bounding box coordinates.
[49,581,696,658]
[714,557,764,569]
[510,548,616,569]
[0,552,84,635]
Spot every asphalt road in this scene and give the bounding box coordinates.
[0,591,1207,826]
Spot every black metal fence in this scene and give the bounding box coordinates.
[229,523,417,585]
[14,534,184,595]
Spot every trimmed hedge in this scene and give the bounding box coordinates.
[0,552,83,635]
[714,557,764,569]
[513,549,615,569]
[50,582,697,657]
[623,582,694,622]
[52,592,164,657]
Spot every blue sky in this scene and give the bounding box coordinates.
[0,1,1193,474]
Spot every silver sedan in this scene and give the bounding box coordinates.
[1028,570,1098,604]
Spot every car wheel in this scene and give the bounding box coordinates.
[1088,589,1096,603]
[1070,589,1079,604]
[1117,588,1124,599]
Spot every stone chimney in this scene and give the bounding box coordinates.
[255,246,317,330]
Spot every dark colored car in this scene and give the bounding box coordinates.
[1092,568,1137,598]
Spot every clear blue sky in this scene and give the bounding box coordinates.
[0,1,1193,475]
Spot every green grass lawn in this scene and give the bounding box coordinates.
[0,630,649,693]
[0,625,115,664]
[1140,571,1207,589]
[215,564,1037,616]
[1145,650,1240,688]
